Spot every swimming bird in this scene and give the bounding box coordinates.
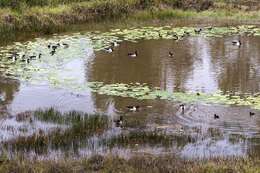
[114,116,123,127]
[184,31,190,36]
[180,104,185,112]
[21,58,30,63]
[169,51,174,57]
[50,50,56,56]
[62,43,69,48]
[104,47,113,53]
[38,53,42,59]
[8,53,19,62]
[11,56,17,62]
[128,51,138,57]
[112,42,119,47]
[250,112,255,116]
[52,44,60,50]
[232,40,241,46]
[127,106,140,112]
[214,114,220,119]
[194,28,202,34]
[29,55,36,60]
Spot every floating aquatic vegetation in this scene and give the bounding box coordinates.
[0,25,260,82]
[1,25,260,109]
[84,82,260,110]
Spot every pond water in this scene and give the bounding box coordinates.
[0,22,260,160]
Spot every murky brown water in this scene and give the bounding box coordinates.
[1,22,260,160]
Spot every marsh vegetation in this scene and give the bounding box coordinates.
[0,0,260,172]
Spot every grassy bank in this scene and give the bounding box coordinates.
[0,155,259,173]
[0,0,260,40]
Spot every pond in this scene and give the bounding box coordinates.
[0,22,260,160]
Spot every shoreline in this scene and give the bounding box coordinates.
[0,1,260,41]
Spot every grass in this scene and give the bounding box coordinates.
[0,109,259,172]
[4,109,109,154]
[0,155,259,173]
[103,130,195,148]
[0,0,259,41]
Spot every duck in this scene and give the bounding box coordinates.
[29,55,37,60]
[194,28,202,34]
[169,51,174,57]
[184,31,190,36]
[50,50,56,56]
[128,51,138,57]
[114,116,123,127]
[38,53,42,59]
[173,35,178,40]
[180,104,185,112]
[214,114,220,119]
[52,44,59,50]
[21,58,30,64]
[11,56,17,62]
[127,106,140,112]
[232,40,241,46]
[250,112,255,116]
[104,47,113,53]
[62,43,69,48]
[112,42,119,47]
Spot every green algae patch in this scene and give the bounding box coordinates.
[86,82,260,110]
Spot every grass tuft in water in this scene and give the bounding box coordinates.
[4,109,109,153]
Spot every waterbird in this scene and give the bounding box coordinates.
[29,55,36,60]
[114,116,123,127]
[52,45,58,50]
[232,40,241,46]
[184,31,190,36]
[180,104,185,112]
[127,106,140,112]
[104,47,113,53]
[21,58,30,63]
[250,112,255,116]
[169,51,174,57]
[112,42,119,47]
[194,28,202,34]
[62,43,69,48]
[11,56,17,62]
[128,51,138,57]
[38,53,42,59]
[214,114,220,119]
[8,52,19,62]
[50,50,56,56]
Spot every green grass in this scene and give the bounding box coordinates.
[4,109,109,153]
[1,0,260,40]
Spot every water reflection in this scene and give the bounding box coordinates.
[1,32,260,159]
